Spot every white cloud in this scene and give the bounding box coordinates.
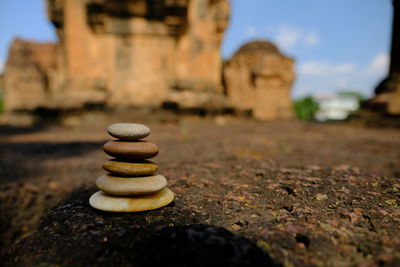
[274,25,303,50]
[367,53,389,75]
[294,61,360,97]
[244,24,320,51]
[298,61,356,77]
[244,26,259,37]
[241,26,387,99]
[303,32,320,47]
[333,63,356,73]
[293,55,390,98]
[337,78,350,88]
[266,24,320,51]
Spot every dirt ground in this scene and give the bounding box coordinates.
[0,115,399,266]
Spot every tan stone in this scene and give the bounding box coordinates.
[369,1,400,116]
[223,41,295,120]
[89,188,174,212]
[96,174,167,196]
[0,73,3,94]
[371,75,400,115]
[103,160,158,176]
[2,2,298,120]
[2,39,59,112]
[3,0,231,112]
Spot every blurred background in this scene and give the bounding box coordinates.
[1,2,400,266]
[0,0,398,124]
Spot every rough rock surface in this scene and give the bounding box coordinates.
[0,119,399,266]
[223,41,295,120]
[4,187,277,267]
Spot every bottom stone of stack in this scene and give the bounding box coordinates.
[96,174,167,196]
[89,188,174,212]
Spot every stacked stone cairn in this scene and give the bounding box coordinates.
[89,123,174,212]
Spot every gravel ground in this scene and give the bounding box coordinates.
[0,117,399,266]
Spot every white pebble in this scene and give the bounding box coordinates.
[107,123,150,140]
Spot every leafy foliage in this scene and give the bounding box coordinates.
[293,96,319,121]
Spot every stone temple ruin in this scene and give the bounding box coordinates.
[369,0,400,116]
[2,0,295,120]
[223,41,294,120]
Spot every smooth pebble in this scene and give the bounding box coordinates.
[103,140,159,160]
[103,160,159,176]
[96,174,167,195]
[107,123,150,140]
[89,188,174,212]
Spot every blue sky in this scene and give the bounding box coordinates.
[224,0,392,98]
[0,0,392,98]
[0,0,56,62]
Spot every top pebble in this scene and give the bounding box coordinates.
[107,123,150,140]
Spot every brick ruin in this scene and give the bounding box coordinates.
[369,0,400,116]
[2,0,295,120]
[223,41,295,120]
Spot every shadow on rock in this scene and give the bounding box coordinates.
[4,186,280,267]
[0,141,105,159]
[0,141,105,184]
[0,124,48,138]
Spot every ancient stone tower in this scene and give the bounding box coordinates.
[3,0,297,121]
[3,0,230,111]
[370,0,400,115]
[223,41,295,120]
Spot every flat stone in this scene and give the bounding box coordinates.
[103,160,159,176]
[107,123,150,140]
[103,140,159,160]
[89,188,174,212]
[96,174,167,195]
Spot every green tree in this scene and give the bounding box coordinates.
[293,96,319,120]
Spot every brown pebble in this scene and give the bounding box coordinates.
[103,140,159,160]
[102,159,159,176]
